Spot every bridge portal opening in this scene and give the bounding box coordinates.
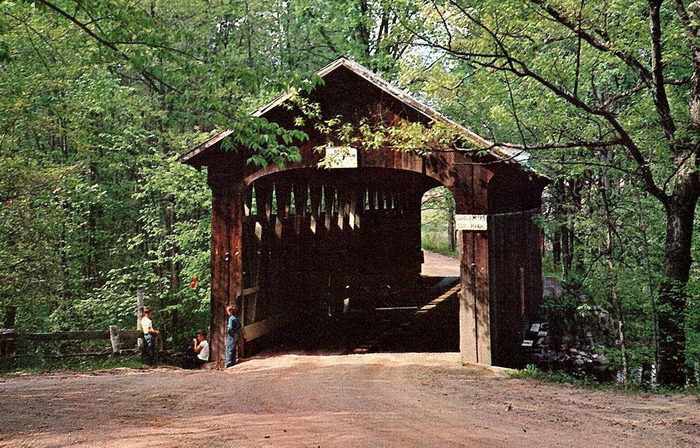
[237,168,460,355]
[421,186,458,264]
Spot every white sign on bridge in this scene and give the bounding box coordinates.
[324,146,358,168]
[455,214,488,231]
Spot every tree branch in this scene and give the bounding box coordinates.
[648,0,677,144]
[527,0,654,84]
[34,0,176,93]
[672,0,700,42]
[495,138,624,151]
[602,84,646,108]
[418,1,669,202]
[537,158,634,175]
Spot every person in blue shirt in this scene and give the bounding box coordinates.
[225,304,241,368]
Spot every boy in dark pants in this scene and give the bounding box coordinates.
[141,306,160,365]
[225,305,241,368]
[180,330,209,369]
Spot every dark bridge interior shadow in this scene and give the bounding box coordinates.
[265,275,460,356]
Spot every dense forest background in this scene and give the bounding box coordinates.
[2,0,700,385]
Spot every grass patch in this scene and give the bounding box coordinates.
[511,364,700,396]
[509,364,595,386]
[422,231,458,258]
[0,354,150,376]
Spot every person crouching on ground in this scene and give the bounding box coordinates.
[180,330,209,369]
[141,306,160,366]
[225,305,241,368]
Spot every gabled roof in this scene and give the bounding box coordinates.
[179,57,529,166]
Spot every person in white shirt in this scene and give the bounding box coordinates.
[141,306,160,366]
[180,330,209,369]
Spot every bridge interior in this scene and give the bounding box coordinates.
[239,167,460,355]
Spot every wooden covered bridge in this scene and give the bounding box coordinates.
[180,58,547,368]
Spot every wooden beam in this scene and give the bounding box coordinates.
[242,316,286,342]
[0,329,144,342]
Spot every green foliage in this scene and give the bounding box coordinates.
[421,232,458,258]
[512,364,700,395]
[1,0,698,385]
[314,115,480,166]
[510,364,582,384]
[385,0,700,385]
[0,0,401,363]
[421,187,457,258]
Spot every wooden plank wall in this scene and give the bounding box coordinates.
[488,208,542,367]
[239,170,425,351]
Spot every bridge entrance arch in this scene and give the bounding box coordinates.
[180,58,547,368]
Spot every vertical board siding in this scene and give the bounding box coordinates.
[239,170,428,349]
[488,209,542,367]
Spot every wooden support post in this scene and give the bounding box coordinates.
[294,182,308,215]
[209,162,245,367]
[293,181,308,235]
[309,182,322,234]
[349,189,358,229]
[520,266,526,319]
[1,305,17,358]
[406,189,423,276]
[255,180,273,222]
[109,325,121,354]
[276,182,291,217]
[324,185,334,230]
[455,167,493,366]
[337,186,346,230]
[275,182,291,238]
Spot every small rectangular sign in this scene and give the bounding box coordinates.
[455,214,488,231]
[324,146,358,168]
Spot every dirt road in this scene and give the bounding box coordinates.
[2,353,699,448]
[421,250,460,277]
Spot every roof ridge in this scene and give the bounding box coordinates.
[181,57,534,168]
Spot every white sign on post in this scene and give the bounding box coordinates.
[324,146,358,168]
[455,214,488,231]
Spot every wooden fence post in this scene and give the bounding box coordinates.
[1,305,17,359]
[136,290,144,350]
[109,325,120,354]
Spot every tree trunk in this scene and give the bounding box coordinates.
[561,223,571,276]
[447,198,456,252]
[657,196,697,385]
[599,150,628,384]
[551,229,561,272]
